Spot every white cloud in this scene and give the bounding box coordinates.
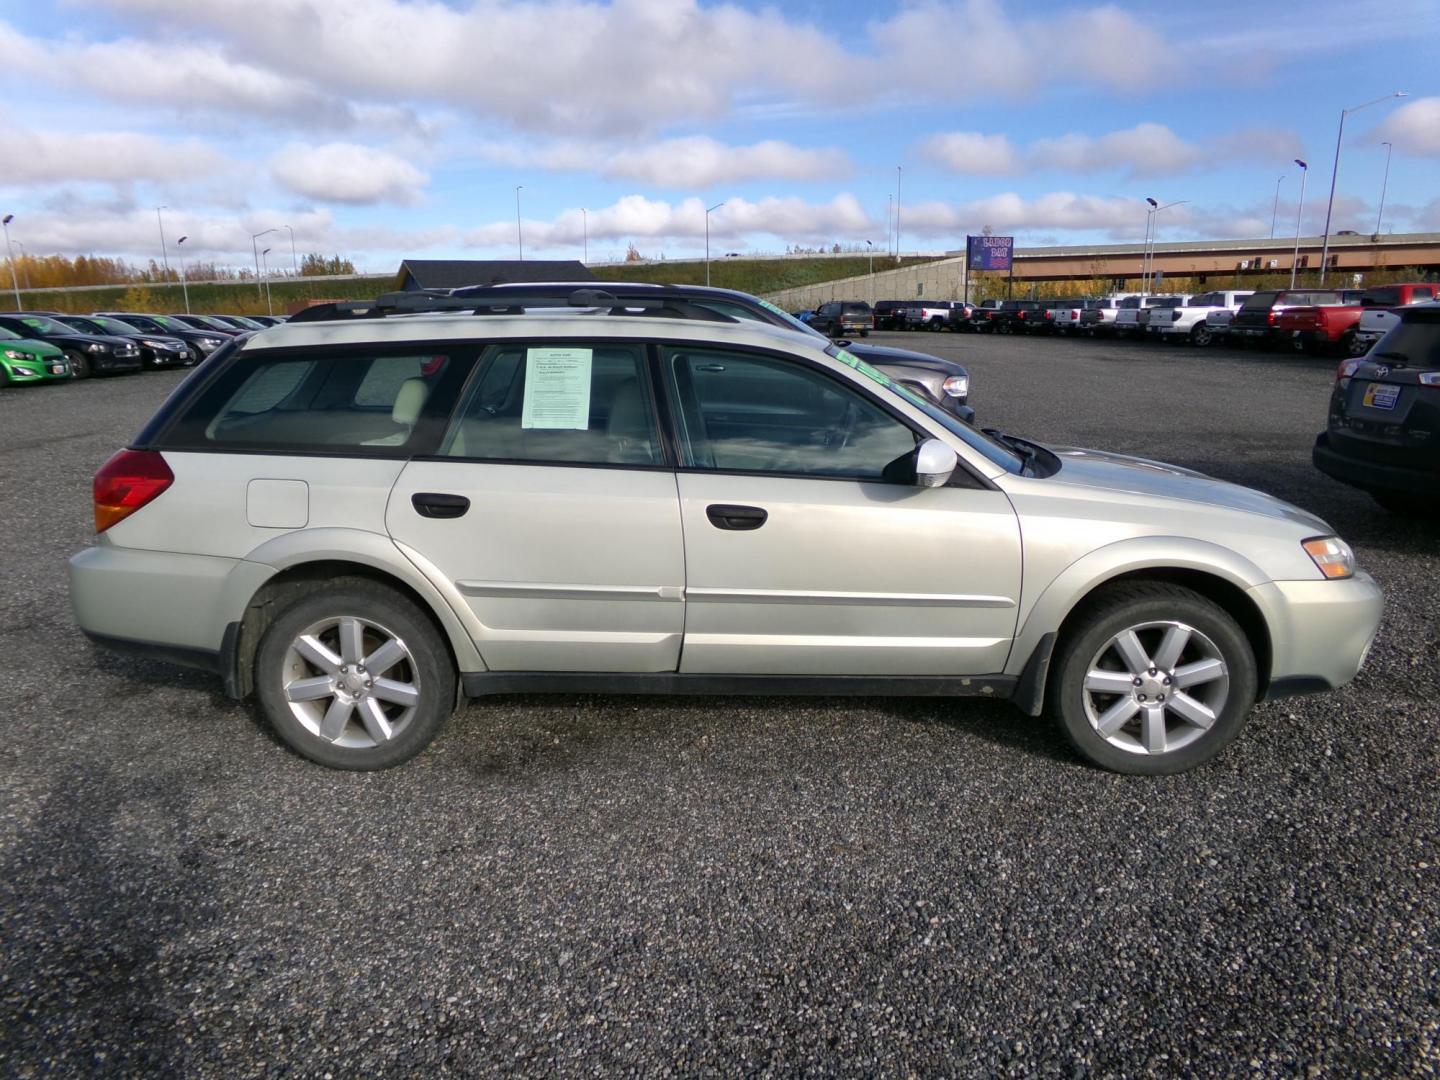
[480,136,850,188]
[924,123,1304,179]
[902,192,1144,235]
[270,143,429,204]
[1375,96,1440,156]
[67,0,1185,135]
[0,116,229,185]
[920,133,1022,176]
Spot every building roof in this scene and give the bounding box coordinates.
[397,259,596,290]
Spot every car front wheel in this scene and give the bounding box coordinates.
[1050,583,1257,774]
[254,580,456,770]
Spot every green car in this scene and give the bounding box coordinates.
[0,327,71,385]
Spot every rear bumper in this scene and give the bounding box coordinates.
[1313,431,1439,497]
[1248,571,1383,698]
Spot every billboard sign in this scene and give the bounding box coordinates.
[967,234,1014,271]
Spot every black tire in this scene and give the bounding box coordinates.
[254,579,456,770]
[1048,582,1258,775]
[65,349,91,379]
[1372,491,1438,518]
[1190,324,1215,348]
[1343,331,1368,358]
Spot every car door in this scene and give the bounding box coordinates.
[662,344,1022,676]
[386,339,685,673]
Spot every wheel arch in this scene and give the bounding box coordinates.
[1008,544,1275,715]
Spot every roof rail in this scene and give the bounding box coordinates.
[286,288,737,325]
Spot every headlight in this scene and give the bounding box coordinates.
[198,337,222,350]
[1302,536,1355,580]
[3,349,27,360]
[86,342,108,353]
[141,339,165,348]
[942,374,969,398]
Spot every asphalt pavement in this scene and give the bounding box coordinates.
[1,331,1436,1077]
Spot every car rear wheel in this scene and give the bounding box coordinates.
[254,580,456,770]
[1190,324,1215,347]
[65,349,91,379]
[1050,583,1257,774]
[1343,331,1368,358]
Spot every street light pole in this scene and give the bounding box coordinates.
[895,165,902,265]
[251,228,277,297]
[176,235,191,314]
[705,200,726,286]
[887,194,893,256]
[865,239,873,304]
[261,247,273,316]
[1319,91,1407,284]
[1270,174,1285,240]
[284,224,297,275]
[1375,141,1394,238]
[1148,200,1187,292]
[155,205,171,279]
[515,186,524,260]
[13,241,29,290]
[1,214,19,309]
[1142,198,1157,296]
[581,208,588,265]
[1290,158,1308,288]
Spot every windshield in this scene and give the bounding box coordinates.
[20,316,72,335]
[58,317,106,334]
[93,316,139,335]
[756,296,828,340]
[0,327,19,341]
[826,344,1026,473]
[227,316,266,329]
[149,315,186,331]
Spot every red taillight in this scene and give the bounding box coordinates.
[93,449,173,533]
[1267,310,1276,325]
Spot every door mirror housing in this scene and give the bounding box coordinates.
[914,438,958,488]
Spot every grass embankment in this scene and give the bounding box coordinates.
[7,256,944,317]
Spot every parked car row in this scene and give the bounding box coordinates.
[0,310,285,386]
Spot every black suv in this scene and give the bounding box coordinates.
[809,301,875,338]
[1312,302,1440,516]
[446,282,973,416]
[873,300,914,331]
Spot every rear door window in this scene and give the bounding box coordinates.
[440,342,662,466]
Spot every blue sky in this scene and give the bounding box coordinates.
[1,0,1437,273]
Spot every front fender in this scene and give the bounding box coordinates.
[1006,535,1270,680]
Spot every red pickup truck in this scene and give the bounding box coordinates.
[1280,283,1435,356]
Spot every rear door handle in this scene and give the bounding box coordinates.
[706,504,767,531]
[412,492,470,519]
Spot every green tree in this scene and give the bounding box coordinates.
[299,253,357,276]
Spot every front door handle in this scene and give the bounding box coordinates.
[412,492,470,519]
[706,504,767,531]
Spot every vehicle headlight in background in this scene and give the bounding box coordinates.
[198,337,222,350]
[1302,536,1356,580]
[140,339,166,348]
[4,349,29,360]
[942,375,969,398]
[86,342,107,353]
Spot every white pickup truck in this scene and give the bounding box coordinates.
[1114,295,1190,337]
[1050,299,1107,334]
[1351,284,1439,354]
[1146,290,1254,346]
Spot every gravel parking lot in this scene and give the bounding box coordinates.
[2,333,1436,1077]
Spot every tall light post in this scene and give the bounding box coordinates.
[176,235,191,314]
[155,205,171,279]
[1270,174,1285,239]
[13,241,29,290]
[1141,197,1158,296]
[581,207,588,265]
[1290,158,1309,288]
[1,214,19,309]
[894,165,902,264]
[1149,200,1187,292]
[704,200,726,286]
[865,239,874,303]
[1319,90,1407,284]
[284,224,298,276]
[251,228,277,297]
[1375,141,1394,238]
[515,186,524,260]
[887,194,893,256]
[260,247,274,316]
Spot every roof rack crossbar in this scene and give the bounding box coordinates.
[286,288,738,324]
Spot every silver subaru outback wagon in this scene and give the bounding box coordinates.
[69,293,1382,774]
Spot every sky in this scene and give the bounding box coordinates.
[1,0,1438,274]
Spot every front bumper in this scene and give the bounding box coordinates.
[1313,431,1439,497]
[1248,571,1383,699]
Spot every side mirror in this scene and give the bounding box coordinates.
[915,438,958,488]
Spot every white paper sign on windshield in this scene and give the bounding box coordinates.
[521,347,592,429]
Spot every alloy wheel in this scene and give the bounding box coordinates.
[1080,620,1230,756]
[280,615,422,748]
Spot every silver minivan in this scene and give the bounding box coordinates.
[69,292,1382,773]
